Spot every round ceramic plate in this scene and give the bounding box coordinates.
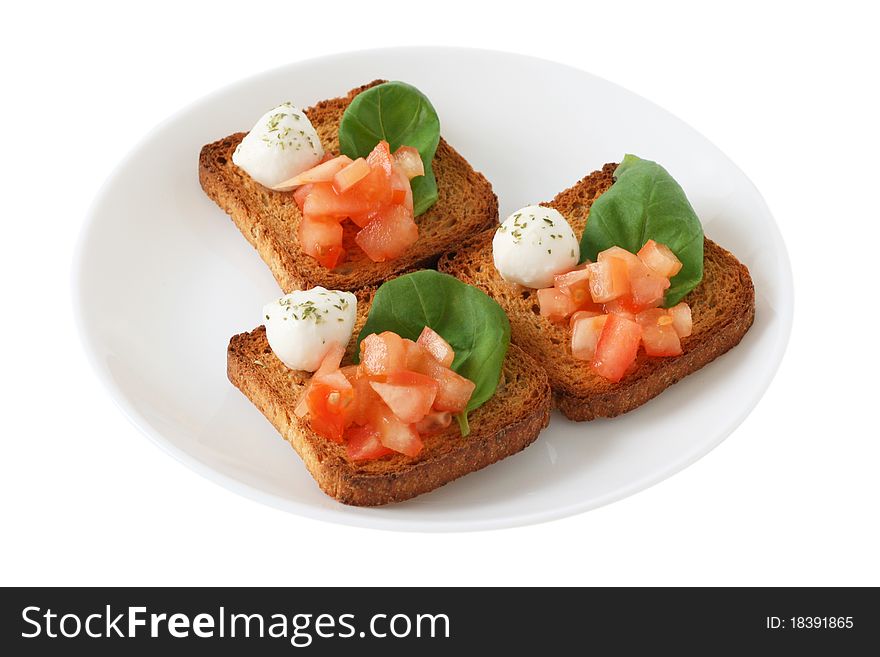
[74,47,792,531]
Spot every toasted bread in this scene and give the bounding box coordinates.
[200,81,498,293]
[438,163,756,421]
[227,290,551,506]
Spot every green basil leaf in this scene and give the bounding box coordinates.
[355,271,511,436]
[338,81,440,216]
[579,154,704,306]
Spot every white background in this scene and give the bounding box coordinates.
[2,0,877,586]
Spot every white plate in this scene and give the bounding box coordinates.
[74,47,792,532]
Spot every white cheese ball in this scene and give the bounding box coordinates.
[492,205,579,288]
[263,287,357,372]
[232,102,324,190]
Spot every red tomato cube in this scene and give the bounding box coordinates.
[293,183,313,208]
[369,371,439,424]
[538,287,577,323]
[636,308,682,357]
[305,371,354,444]
[592,314,642,382]
[298,214,344,269]
[587,257,630,303]
[389,165,412,209]
[553,268,600,311]
[598,245,641,266]
[282,155,352,189]
[401,339,474,413]
[393,146,425,179]
[360,332,408,376]
[332,157,371,194]
[403,340,432,373]
[569,309,603,329]
[628,265,670,310]
[638,239,683,278]
[355,205,419,262]
[413,410,452,436]
[571,314,608,361]
[345,425,394,461]
[366,140,394,175]
[603,295,640,320]
[302,181,368,218]
[368,403,423,457]
[348,374,381,427]
[668,302,693,338]
[417,326,455,367]
[314,343,346,377]
[431,367,476,413]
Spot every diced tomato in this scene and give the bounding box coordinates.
[350,164,394,208]
[317,244,345,270]
[636,308,682,357]
[628,265,670,310]
[338,364,369,425]
[603,295,640,319]
[300,328,478,459]
[347,209,378,229]
[587,257,630,303]
[403,340,432,373]
[668,302,693,338]
[345,424,394,461]
[339,364,359,384]
[314,369,352,394]
[592,314,642,383]
[569,309,603,329]
[360,332,408,376]
[393,146,425,179]
[366,140,394,175]
[638,239,683,278]
[417,326,455,368]
[293,183,313,208]
[295,345,347,424]
[305,371,354,444]
[332,157,371,194]
[403,346,475,413]
[298,214,344,269]
[368,402,423,457]
[571,314,608,361]
[355,204,419,262]
[553,268,599,311]
[431,367,475,413]
[315,343,346,377]
[305,385,346,442]
[302,182,371,218]
[293,139,418,268]
[347,374,381,426]
[398,170,414,213]
[414,410,452,436]
[390,166,411,207]
[538,287,577,323]
[598,245,642,268]
[369,370,439,423]
[277,155,352,189]
[597,246,667,310]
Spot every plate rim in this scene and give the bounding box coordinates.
[72,46,794,532]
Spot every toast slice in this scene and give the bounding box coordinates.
[438,163,756,421]
[227,291,551,506]
[200,80,498,293]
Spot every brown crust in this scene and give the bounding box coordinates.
[226,292,551,506]
[438,164,756,421]
[199,80,498,293]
